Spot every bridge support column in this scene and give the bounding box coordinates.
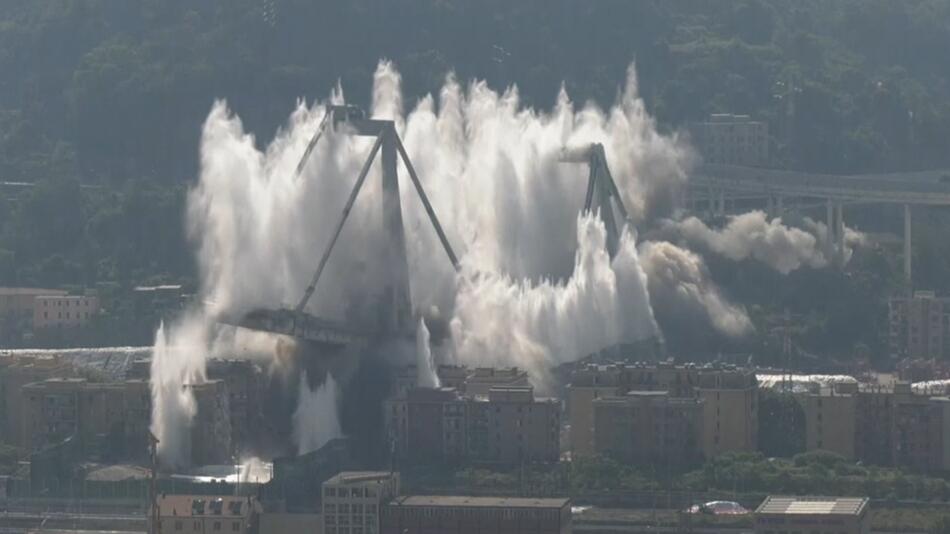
[717,189,725,216]
[380,124,413,334]
[766,195,774,215]
[825,199,835,261]
[834,202,845,267]
[904,204,913,289]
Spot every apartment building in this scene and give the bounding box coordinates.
[569,363,757,458]
[154,494,262,534]
[689,113,769,167]
[697,368,758,456]
[888,290,950,359]
[0,287,67,321]
[754,496,870,534]
[383,496,572,534]
[20,377,150,458]
[801,384,857,459]
[32,294,99,330]
[322,471,400,534]
[0,353,74,447]
[385,385,559,465]
[467,387,560,464]
[592,391,703,466]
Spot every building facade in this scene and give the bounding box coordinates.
[592,391,703,466]
[801,384,857,460]
[154,494,262,534]
[385,386,560,465]
[0,353,74,447]
[0,287,67,322]
[322,471,400,534]
[697,369,758,456]
[21,377,150,458]
[753,496,869,534]
[690,113,769,167]
[32,294,99,330]
[383,496,572,534]
[569,363,757,459]
[888,290,950,359]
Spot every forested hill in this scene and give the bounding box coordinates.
[2,0,950,186]
[3,0,950,297]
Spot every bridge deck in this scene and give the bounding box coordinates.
[217,308,368,346]
[694,164,950,205]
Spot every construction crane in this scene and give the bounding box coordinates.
[217,106,458,344]
[559,142,630,257]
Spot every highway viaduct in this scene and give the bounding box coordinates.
[689,164,950,285]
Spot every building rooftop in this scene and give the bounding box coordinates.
[156,494,260,518]
[325,471,395,486]
[755,496,868,516]
[0,287,67,296]
[390,495,570,509]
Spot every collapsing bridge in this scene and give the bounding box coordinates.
[218,109,631,346]
[217,105,458,344]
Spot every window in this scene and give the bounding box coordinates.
[213,521,221,531]
[231,522,240,532]
[174,520,182,531]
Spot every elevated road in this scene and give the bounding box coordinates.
[689,164,950,283]
[693,164,950,206]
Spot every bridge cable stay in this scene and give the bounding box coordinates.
[294,133,384,314]
[222,106,461,341]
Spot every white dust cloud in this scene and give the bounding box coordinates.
[665,211,828,274]
[416,318,440,388]
[639,241,753,338]
[292,372,342,455]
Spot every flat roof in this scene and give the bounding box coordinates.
[391,495,569,509]
[756,496,868,516]
[0,287,67,296]
[156,494,258,518]
[325,471,395,485]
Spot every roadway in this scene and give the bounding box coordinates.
[692,163,950,206]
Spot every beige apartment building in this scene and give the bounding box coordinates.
[154,494,262,534]
[33,294,99,330]
[801,384,857,459]
[385,385,559,465]
[322,471,400,534]
[754,496,870,534]
[569,363,757,459]
[697,368,758,456]
[593,391,703,465]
